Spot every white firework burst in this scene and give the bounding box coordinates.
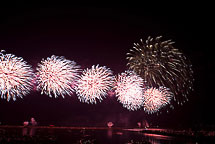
[76,65,114,104]
[115,71,145,111]
[143,87,173,114]
[36,55,81,98]
[0,50,34,101]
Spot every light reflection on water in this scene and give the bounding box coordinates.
[22,127,37,136]
[141,133,174,144]
[0,127,213,144]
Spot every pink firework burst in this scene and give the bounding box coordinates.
[0,50,34,101]
[76,65,114,104]
[115,71,145,111]
[36,55,81,98]
[143,87,173,114]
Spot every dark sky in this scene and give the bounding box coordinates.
[0,3,213,128]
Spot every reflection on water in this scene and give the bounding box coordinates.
[22,127,28,136]
[141,133,173,144]
[29,127,36,136]
[107,129,113,138]
[22,127,37,136]
[0,127,214,144]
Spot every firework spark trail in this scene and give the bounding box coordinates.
[115,71,145,111]
[143,87,173,114]
[36,55,81,98]
[76,65,114,104]
[0,50,34,101]
[127,36,194,105]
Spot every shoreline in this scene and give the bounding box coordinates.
[1,125,214,137]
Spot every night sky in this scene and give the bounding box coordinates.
[0,3,213,128]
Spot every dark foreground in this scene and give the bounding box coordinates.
[0,126,214,144]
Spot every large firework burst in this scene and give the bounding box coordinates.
[114,71,145,111]
[143,87,173,114]
[76,65,114,104]
[127,36,194,105]
[0,50,34,101]
[36,55,80,98]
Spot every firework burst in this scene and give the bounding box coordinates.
[36,55,80,98]
[143,87,173,114]
[127,36,194,105]
[114,71,145,111]
[0,50,34,101]
[76,65,114,104]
